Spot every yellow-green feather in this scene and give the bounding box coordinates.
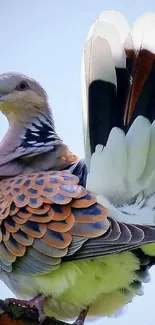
[88,290,133,317]
[141,243,155,256]
[16,251,140,320]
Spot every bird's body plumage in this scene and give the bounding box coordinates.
[1,10,155,324]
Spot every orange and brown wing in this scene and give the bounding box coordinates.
[0,170,109,274]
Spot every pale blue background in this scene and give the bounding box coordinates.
[1,1,155,324]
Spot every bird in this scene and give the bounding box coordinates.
[1,10,155,325]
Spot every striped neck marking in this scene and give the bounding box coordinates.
[20,117,60,149]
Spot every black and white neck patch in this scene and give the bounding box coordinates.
[20,117,60,149]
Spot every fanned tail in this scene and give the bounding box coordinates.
[82,11,155,167]
[82,12,155,228]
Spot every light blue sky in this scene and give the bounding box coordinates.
[1,1,155,324]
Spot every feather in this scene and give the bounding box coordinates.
[0,170,109,274]
[124,13,155,125]
[126,116,150,187]
[82,21,117,166]
[86,127,127,197]
[82,11,131,167]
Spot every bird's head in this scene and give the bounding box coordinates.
[0,72,48,122]
[0,72,76,176]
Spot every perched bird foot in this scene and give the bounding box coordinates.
[4,293,46,323]
[73,307,89,325]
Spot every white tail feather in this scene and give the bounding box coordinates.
[89,37,116,85]
[142,121,155,187]
[87,116,155,225]
[98,10,130,44]
[82,15,127,167]
[87,128,127,199]
[131,13,155,53]
[89,21,126,68]
[126,116,150,182]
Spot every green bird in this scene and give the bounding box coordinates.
[0,10,155,325]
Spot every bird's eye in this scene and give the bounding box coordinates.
[15,81,30,91]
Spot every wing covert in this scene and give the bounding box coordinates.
[0,170,108,274]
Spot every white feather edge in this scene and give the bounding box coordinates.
[87,116,155,225]
[98,10,131,44]
[125,12,155,53]
[82,29,116,167]
[82,19,123,167]
[87,21,126,69]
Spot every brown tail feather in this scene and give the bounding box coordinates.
[124,49,155,126]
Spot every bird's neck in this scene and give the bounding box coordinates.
[0,111,78,176]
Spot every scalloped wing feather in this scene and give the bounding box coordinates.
[0,170,108,274]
